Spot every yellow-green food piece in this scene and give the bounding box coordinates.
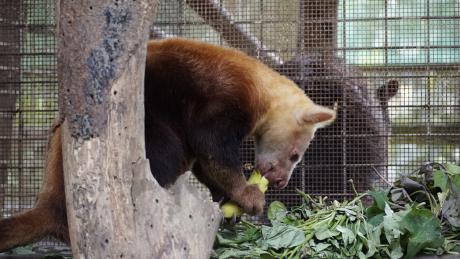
[247,170,269,193]
[221,201,242,218]
[220,170,269,218]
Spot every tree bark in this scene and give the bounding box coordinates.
[58,1,220,258]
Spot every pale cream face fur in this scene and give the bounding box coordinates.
[253,72,336,189]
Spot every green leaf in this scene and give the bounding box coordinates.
[369,191,387,210]
[314,227,339,240]
[214,247,264,259]
[336,225,355,246]
[390,188,404,202]
[367,191,388,226]
[368,209,384,226]
[452,243,460,253]
[445,163,460,175]
[267,201,287,223]
[10,246,34,255]
[400,207,444,259]
[261,224,305,250]
[331,238,340,249]
[313,243,330,252]
[260,254,277,259]
[453,175,460,190]
[433,170,448,192]
[365,239,378,258]
[441,180,460,227]
[216,225,261,246]
[383,204,403,244]
[389,241,404,259]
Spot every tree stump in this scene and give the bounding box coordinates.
[58,1,221,258]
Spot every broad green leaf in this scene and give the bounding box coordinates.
[367,208,385,226]
[384,202,394,216]
[400,208,444,259]
[453,175,460,190]
[441,187,460,227]
[433,170,448,192]
[390,188,404,202]
[452,243,460,253]
[267,201,287,223]
[389,241,404,259]
[367,191,388,226]
[383,204,403,244]
[216,225,261,246]
[365,239,378,258]
[445,163,460,175]
[443,203,460,227]
[10,246,34,255]
[314,227,339,240]
[215,247,264,259]
[261,224,305,250]
[369,191,387,210]
[336,225,355,245]
[363,221,381,258]
[331,238,340,249]
[313,243,330,252]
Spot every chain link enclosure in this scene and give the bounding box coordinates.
[0,0,459,250]
[152,0,460,213]
[0,0,58,218]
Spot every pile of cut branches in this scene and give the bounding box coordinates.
[212,163,460,259]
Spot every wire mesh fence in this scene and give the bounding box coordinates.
[0,0,60,252]
[0,0,58,219]
[0,0,459,250]
[152,0,460,209]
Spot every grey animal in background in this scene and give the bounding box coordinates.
[275,54,399,196]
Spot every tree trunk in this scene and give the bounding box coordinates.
[58,1,220,258]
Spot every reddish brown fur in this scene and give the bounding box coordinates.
[0,39,332,251]
[145,38,269,129]
[144,39,275,212]
[0,121,69,251]
[0,39,273,251]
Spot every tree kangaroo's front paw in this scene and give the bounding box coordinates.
[234,184,265,215]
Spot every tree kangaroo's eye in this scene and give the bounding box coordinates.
[290,154,299,162]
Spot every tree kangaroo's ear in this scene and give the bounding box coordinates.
[377,80,399,104]
[296,103,337,129]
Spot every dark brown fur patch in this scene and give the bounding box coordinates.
[146,38,269,126]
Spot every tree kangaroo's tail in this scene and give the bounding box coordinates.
[0,120,69,252]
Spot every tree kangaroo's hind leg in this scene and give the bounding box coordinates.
[0,120,69,252]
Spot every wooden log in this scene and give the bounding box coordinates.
[58,1,220,258]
